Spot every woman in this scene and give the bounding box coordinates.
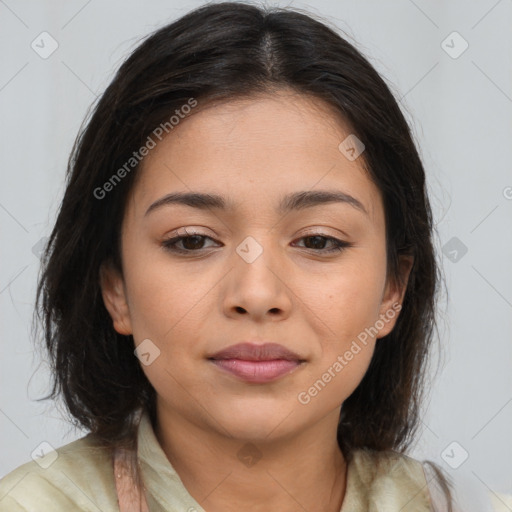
[0,2,459,510]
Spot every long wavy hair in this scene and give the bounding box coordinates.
[35,1,452,507]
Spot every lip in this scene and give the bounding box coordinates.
[209,342,302,361]
[208,342,304,383]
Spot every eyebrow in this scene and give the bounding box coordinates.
[144,190,368,217]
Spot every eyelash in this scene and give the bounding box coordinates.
[161,229,353,255]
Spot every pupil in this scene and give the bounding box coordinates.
[183,235,203,250]
[306,236,325,249]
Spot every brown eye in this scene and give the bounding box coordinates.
[179,235,207,250]
[293,234,352,253]
[162,234,218,253]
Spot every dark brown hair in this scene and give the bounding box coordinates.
[35,1,452,506]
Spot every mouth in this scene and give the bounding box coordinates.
[208,342,305,384]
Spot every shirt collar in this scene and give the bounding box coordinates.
[137,409,206,511]
[136,409,373,512]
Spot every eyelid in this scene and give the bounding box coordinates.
[299,226,350,240]
[166,227,347,242]
[171,226,214,238]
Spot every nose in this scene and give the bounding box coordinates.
[222,237,292,322]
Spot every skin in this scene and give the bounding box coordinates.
[101,89,413,512]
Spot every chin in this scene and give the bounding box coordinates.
[211,396,303,442]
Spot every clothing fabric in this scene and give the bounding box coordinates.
[0,411,445,511]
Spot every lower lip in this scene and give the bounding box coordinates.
[210,359,301,383]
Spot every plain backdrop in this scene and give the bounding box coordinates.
[1,1,511,510]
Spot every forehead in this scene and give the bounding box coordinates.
[128,91,382,225]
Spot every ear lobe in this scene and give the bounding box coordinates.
[376,254,414,339]
[99,261,132,336]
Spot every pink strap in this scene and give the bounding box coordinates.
[422,461,455,512]
[113,448,150,512]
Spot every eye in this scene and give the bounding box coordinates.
[292,233,352,253]
[161,229,221,254]
[161,229,352,256]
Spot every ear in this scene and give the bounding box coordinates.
[99,261,132,336]
[376,254,414,339]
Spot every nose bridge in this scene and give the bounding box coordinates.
[234,233,281,288]
[224,233,291,318]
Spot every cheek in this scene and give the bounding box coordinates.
[122,254,214,393]
[300,254,385,398]
[309,254,387,339]
[121,240,213,341]
[299,291,379,412]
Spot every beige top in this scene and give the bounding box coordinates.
[0,411,447,511]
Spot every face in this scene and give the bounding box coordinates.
[101,90,412,442]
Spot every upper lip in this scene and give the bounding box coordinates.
[209,342,303,362]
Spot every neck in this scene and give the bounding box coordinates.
[154,404,348,512]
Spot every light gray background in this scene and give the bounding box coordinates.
[1,1,511,510]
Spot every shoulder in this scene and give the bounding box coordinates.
[347,449,510,512]
[0,435,118,512]
[351,447,428,482]
[346,448,434,511]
